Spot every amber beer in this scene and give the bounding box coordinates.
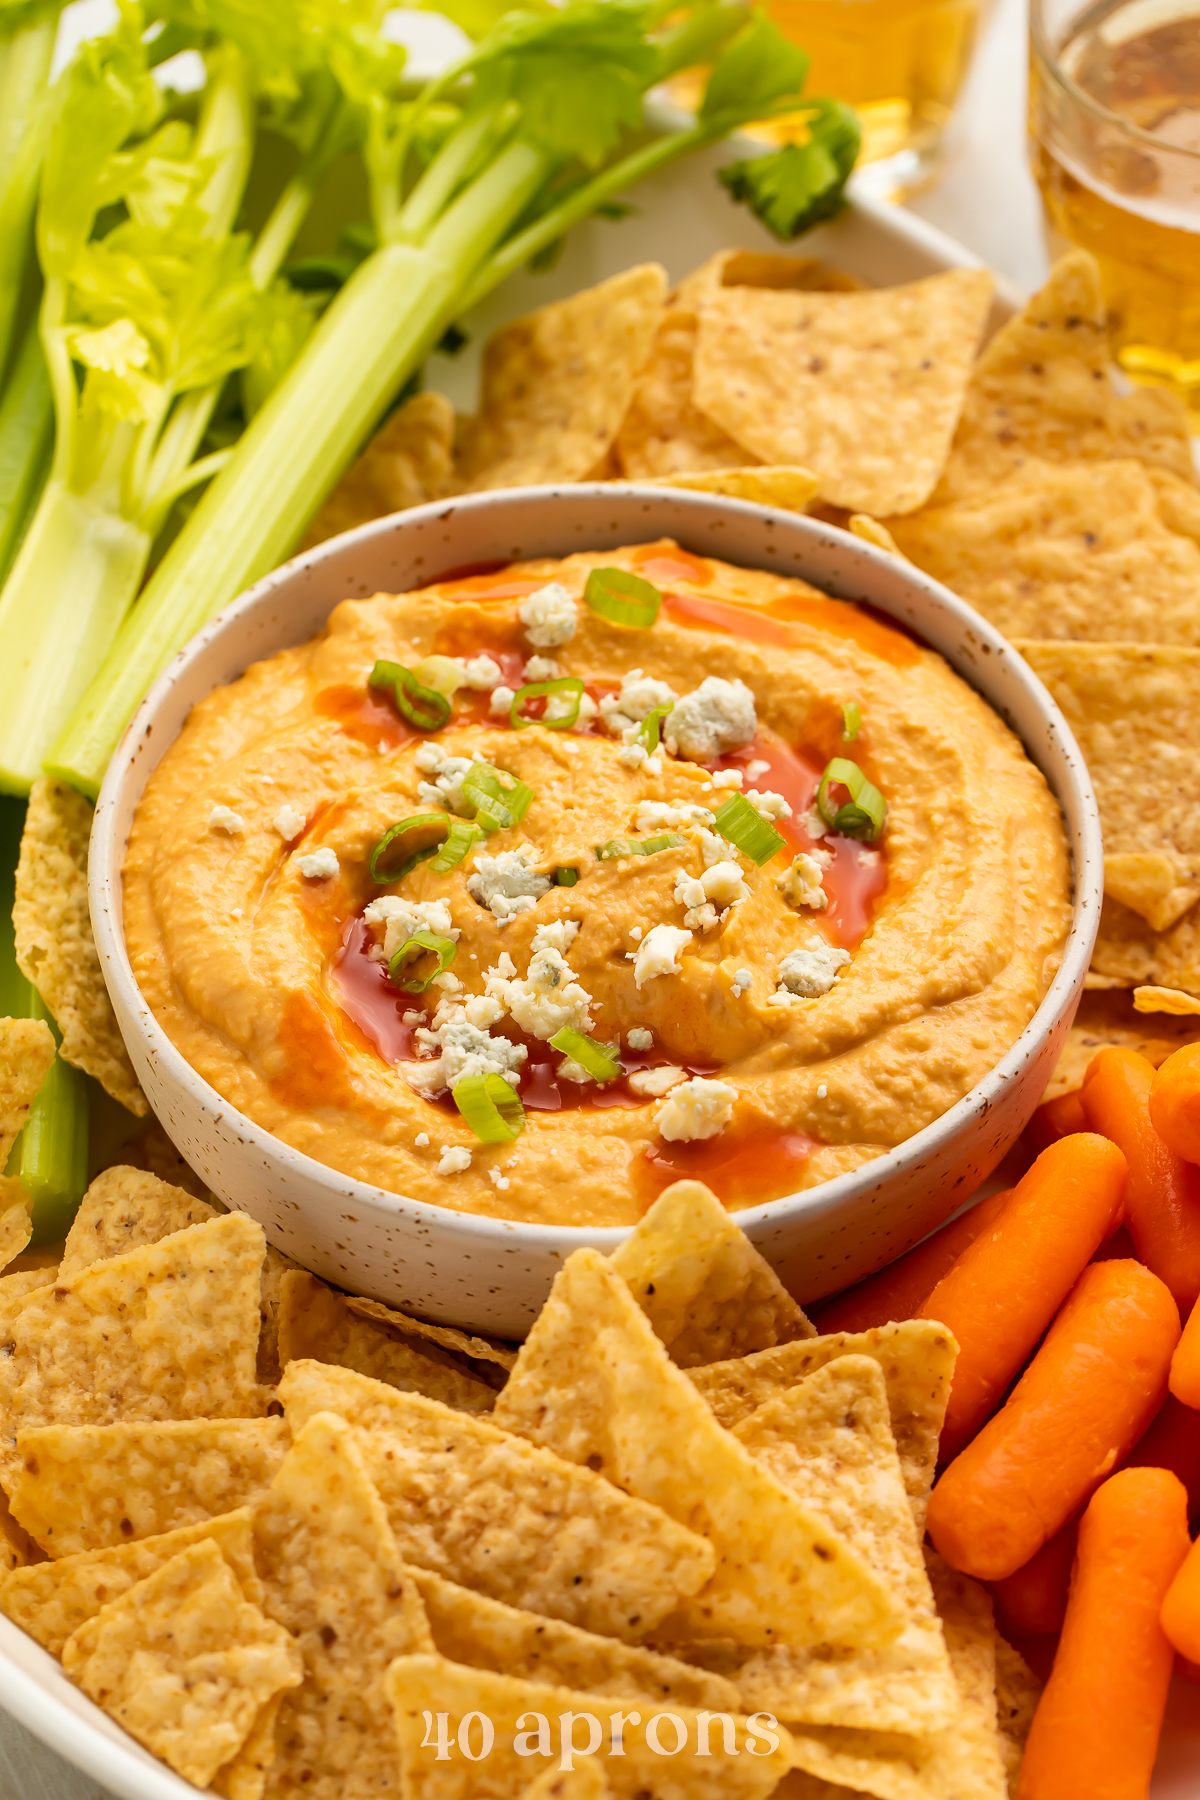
[1030,0,1200,416]
[759,0,982,192]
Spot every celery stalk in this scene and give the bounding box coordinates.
[51,143,551,796]
[0,8,59,389]
[0,317,54,589]
[0,796,89,1245]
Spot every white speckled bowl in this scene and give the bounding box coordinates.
[90,486,1102,1336]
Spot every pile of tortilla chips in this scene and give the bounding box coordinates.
[0,1166,1035,1799]
[310,241,1200,1088]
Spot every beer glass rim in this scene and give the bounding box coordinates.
[1030,0,1200,163]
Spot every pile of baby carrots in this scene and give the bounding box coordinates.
[811,1039,1200,1800]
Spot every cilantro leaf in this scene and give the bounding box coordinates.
[717,98,861,238]
[700,11,808,122]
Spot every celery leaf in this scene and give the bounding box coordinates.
[717,99,861,238]
[700,11,809,122]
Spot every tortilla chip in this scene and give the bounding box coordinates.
[280,1359,714,1641]
[1043,987,1200,1099]
[0,1213,267,1491]
[718,1357,954,1735]
[1147,464,1200,543]
[523,1763,608,1800]
[610,1179,813,1367]
[1135,985,1200,1015]
[0,1016,55,1164]
[890,458,1200,645]
[345,1294,516,1374]
[278,1271,496,1413]
[117,1117,211,1198]
[253,1410,432,1800]
[493,1249,898,1650]
[213,1692,284,1800]
[0,1187,31,1272]
[778,1552,1007,1800]
[1016,642,1200,930]
[458,265,667,489]
[639,466,820,510]
[387,1654,793,1800]
[1112,385,1199,486]
[850,515,908,559]
[305,390,458,547]
[692,270,993,516]
[616,305,760,478]
[414,1567,740,1709]
[258,1243,299,1386]
[0,1486,35,1572]
[13,779,146,1115]
[59,1164,217,1279]
[0,1507,261,1656]
[9,1416,291,1557]
[1091,891,1200,993]
[993,1634,1040,1798]
[61,1536,302,1788]
[688,1319,957,1532]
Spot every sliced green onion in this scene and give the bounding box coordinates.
[554,866,579,887]
[550,1027,620,1083]
[429,818,484,873]
[388,928,457,993]
[462,764,534,834]
[713,793,785,866]
[816,757,887,842]
[368,659,451,732]
[636,703,674,753]
[584,567,662,629]
[841,700,862,742]
[594,833,686,860]
[510,676,585,730]
[369,813,448,884]
[452,1073,526,1144]
[415,655,467,701]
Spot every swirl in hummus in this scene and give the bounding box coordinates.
[123,540,1072,1227]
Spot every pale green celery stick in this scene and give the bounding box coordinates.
[0,8,59,390]
[0,318,54,589]
[0,797,89,1245]
[51,142,551,797]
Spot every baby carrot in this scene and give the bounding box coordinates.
[810,1189,1011,1335]
[920,1134,1127,1461]
[1018,1467,1189,1800]
[1023,1089,1088,1159]
[992,1519,1079,1637]
[1161,1532,1200,1662]
[1125,1392,1200,1517]
[1150,1042,1200,1167]
[927,1259,1179,1581]
[1081,1046,1200,1311]
[1169,1293,1200,1410]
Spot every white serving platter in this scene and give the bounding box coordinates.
[3,105,1198,1800]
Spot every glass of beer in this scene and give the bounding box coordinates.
[756,0,984,196]
[1030,0,1200,416]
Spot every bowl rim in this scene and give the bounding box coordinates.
[90,483,1103,1254]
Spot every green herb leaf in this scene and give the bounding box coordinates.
[369,813,448,884]
[594,832,685,860]
[700,11,809,122]
[462,763,534,833]
[816,755,887,841]
[550,1026,620,1082]
[429,817,484,873]
[717,99,861,240]
[841,700,861,742]
[388,927,457,993]
[584,566,662,628]
[636,702,673,753]
[368,659,451,731]
[510,675,585,730]
[453,1071,526,1143]
[712,793,785,865]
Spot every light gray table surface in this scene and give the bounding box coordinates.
[0,0,1043,1789]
